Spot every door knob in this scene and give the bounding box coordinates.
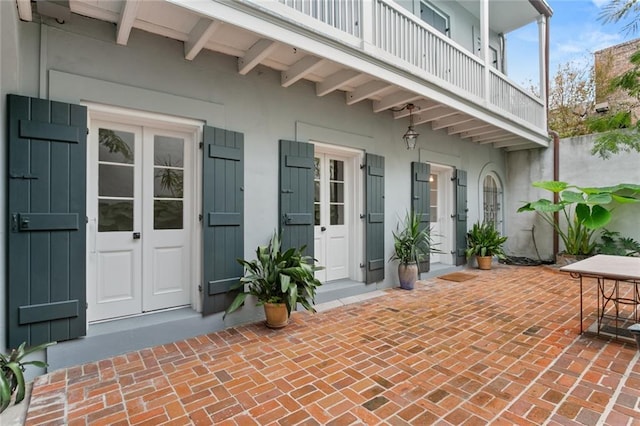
[133,232,141,239]
[321,226,326,231]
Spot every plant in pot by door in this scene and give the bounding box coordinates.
[223,232,322,329]
[390,211,438,290]
[1,341,53,414]
[465,221,507,270]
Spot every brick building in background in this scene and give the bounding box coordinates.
[594,38,640,122]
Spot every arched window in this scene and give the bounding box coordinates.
[483,174,502,231]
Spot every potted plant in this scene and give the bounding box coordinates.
[223,232,322,328]
[465,221,507,270]
[390,211,438,290]
[1,341,53,413]
[517,181,640,263]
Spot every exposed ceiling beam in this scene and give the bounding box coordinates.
[117,0,142,46]
[413,107,458,126]
[495,139,530,149]
[431,114,474,131]
[475,133,518,144]
[448,122,490,136]
[238,38,278,74]
[185,18,222,61]
[281,56,325,87]
[392,100,438,119]
[504,142,540,151]
[471,131,514,144]
[462,127,505,139]
[372,91,421,113]
[316,70,360,97]
[17,0,32,21]
[346,81,391,105]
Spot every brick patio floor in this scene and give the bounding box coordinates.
[25,266,640,425]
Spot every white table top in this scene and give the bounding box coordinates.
[559,254,640,281]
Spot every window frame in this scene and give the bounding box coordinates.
[420,0,450,36]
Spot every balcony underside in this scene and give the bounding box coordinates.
[17,0,550,150]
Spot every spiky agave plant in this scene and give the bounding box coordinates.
[0,341,53,413]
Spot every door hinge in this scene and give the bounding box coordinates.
[359,263,365,268]
[198,284,203,293]
[199,214,203,222]
[199,142,204,149]
[86,128,90,135]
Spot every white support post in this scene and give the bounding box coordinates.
[538,14,548,127]
[360,0,374,51]
[480,0,490,102]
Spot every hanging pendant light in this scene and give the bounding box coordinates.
[402,103,419,150]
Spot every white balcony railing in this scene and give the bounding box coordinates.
[373,0,485,100]
[278,0,362,37]
[275,0,544,130]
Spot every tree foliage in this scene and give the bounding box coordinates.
[588,0,640,158]
[548,62,595,138]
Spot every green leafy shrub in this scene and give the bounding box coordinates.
[596,229,640,256]
[390,211,439,265]
[518,181,640,255]
[224,232,322,318]
[465,221,508,259]
[1,342,53,413]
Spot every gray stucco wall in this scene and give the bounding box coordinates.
[506,134,640,261]
[1,12,510,356]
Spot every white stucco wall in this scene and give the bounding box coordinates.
[506,134,640,260]
[1,13,510,355]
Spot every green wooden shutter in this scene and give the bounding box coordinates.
[411,162,431,273]
[454,169,468,266]
[7,94,87,348]
[202,126,244,316]
[365,153,385,284]
[279,140,314,256]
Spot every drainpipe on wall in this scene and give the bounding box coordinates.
[549,130,560,258]
[545,3,559,259]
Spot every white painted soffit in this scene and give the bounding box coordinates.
[17,0,549,149]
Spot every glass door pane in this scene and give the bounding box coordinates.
[98,128,135,232]
[153,135,185,230]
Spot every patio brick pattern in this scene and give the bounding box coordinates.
[25,266,640,425]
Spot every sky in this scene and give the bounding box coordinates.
[506,0,639,87]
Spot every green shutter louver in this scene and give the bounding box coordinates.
[411,162,431,273]
[365,153,385,284]
[279,140,314,256]
[7,94,87,348]
[202,126,244,316]
[454,169,468,266]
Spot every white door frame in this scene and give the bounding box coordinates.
[312,141,364,283]
[429,163,455,266]
[85,103,203,321]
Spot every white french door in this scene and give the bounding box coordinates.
[429,165,454,266]
[429,172,441,264]
[313,154,350,282]
[87,119,194,322]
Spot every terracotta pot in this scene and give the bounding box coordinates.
[398,263,419,290]
[263,302,289,329]
[476,256,493,270]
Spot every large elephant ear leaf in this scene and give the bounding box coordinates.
[533,181,569,192]
[561,190,585,203]
[582,205,612,229]
[518,199,564,213]
[585,192,612,205]
[612,194,640,204]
